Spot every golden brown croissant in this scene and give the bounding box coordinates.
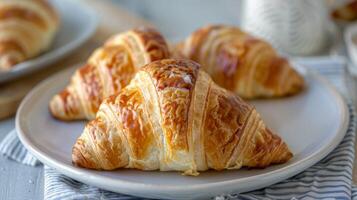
[72,59,292,175]
[49,27,170,121]
[0,0,59,70]
[175,25,304,99]
[332,1,357,21]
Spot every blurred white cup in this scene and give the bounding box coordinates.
[241,0,331,56]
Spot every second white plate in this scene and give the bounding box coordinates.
[16,64,348,200]
[0,0,98,83]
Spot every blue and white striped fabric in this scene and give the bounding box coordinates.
[0,57,357,200]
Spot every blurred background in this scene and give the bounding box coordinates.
[109,0,356,57]
[111,0,242,41]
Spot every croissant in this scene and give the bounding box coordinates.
[49,27,170,120]
[174,25,304,99]
[0,0,59,71]
[72,59,293,175]
[332,1,357,21]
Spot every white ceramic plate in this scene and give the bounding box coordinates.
[0,0,97,83]
[16,64,348,200]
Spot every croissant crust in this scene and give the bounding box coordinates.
[0,0,59,70]
[72,59,293,175]
[174,25,304,99]
[49,27,170,120]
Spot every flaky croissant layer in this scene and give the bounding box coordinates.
[72,59,293,175]
[175,25,305,99]
[49,27,170,121]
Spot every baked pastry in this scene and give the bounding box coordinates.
[332,1,357,21]
[72,59,292,175]
[175,25,304,99]
[0,0,59,71]
[49,27,170,120]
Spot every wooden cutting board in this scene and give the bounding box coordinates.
[0,0,152,119]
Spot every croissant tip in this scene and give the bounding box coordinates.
[276,143,294,165]
[277,69,305,98]
[0,55,21,70]
[49,95,68,121]
[290,67,306,92]
[49,96,60,115]
[291,76,305,94]
[72,142,96,169]
[71,154,86,168]
[281,149,293,163]
[71,144,82,166]
[49,90,87,121]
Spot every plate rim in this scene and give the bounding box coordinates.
[15,65,349,198]
[0,0,98,83]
